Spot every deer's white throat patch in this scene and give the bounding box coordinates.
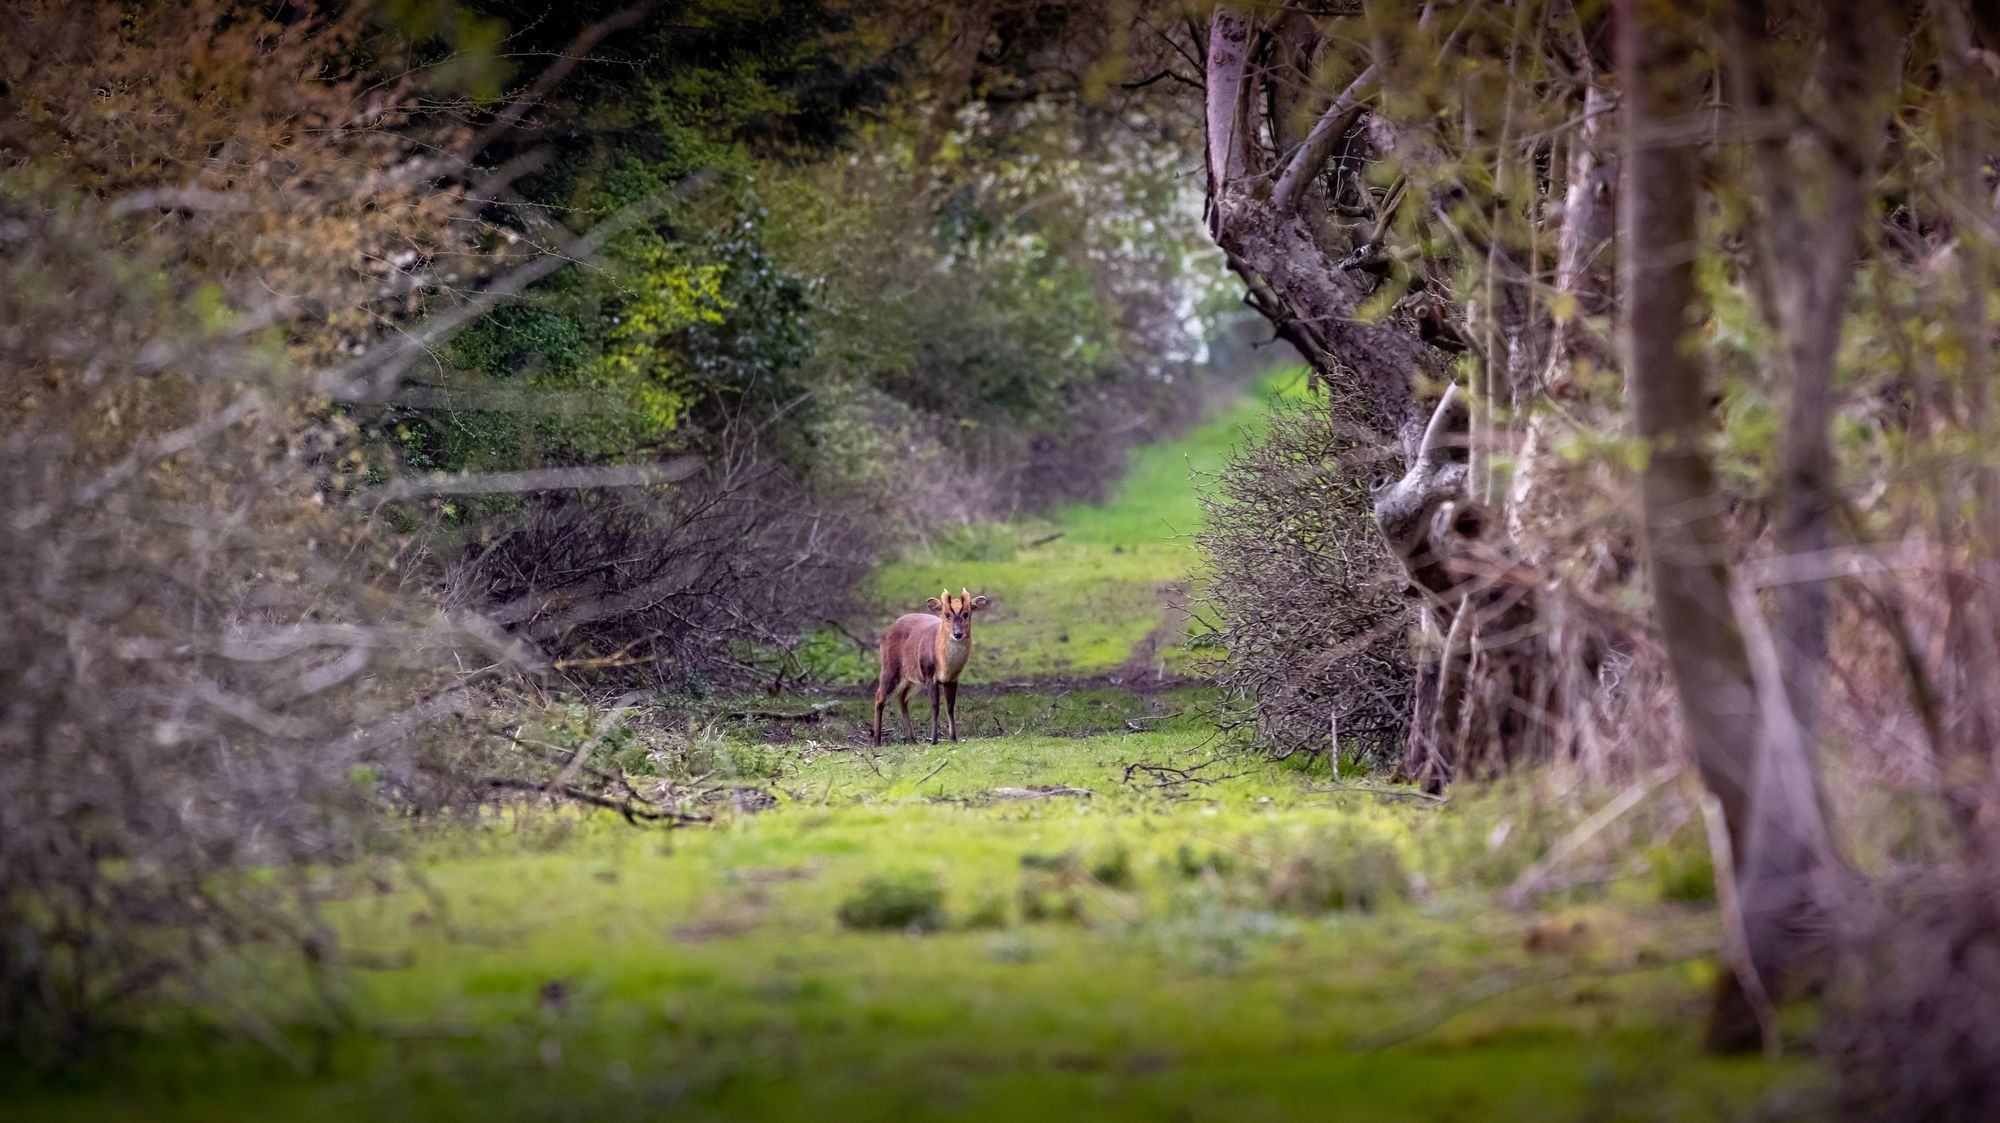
[939,634,971,676]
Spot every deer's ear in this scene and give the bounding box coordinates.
[970,595,989,611]
[926,596,943,612]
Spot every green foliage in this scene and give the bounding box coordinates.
[381,1,860,483]
[755,100,1234,522]
[1647,842,1717,905]
[837,871,947,931]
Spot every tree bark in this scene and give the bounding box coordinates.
[1203,11,1444,460]
[1619,0,1840,1054]
[1199,7,1554,786]
[1726,0,1900,751]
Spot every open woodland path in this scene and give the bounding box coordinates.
[9,370,1804,1122]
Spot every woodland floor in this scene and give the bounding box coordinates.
[5,370,1817,1121]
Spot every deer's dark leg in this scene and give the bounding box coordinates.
[929,681,941,744]
[944,681,959,742]
[897,686,915,743]
[873,676,890,746]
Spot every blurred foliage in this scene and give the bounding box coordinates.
[376,0,1231,529]
[0,0,536,1060]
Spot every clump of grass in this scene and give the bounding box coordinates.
[1265,826,1408,915]
[1150,889,1293,976]
[837,872,946,932]
[1086,841,1135,888]
[1018,883,1086,924]
[1017,851,1088,923]
[985,932,1035,963]
[963,892,1011,929]
[932,521,1018,563]
[1647,843,1715,903]
[1175,843,1235,879]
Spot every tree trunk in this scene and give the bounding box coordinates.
[1199,7,1552,784]
[1726,0,1899,751]
[1618,0,1838,1054]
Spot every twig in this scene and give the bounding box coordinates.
[1505,765,1677,907]
[1308,783,1447,803]
[910,757,950,789]
[824,618,877,653]
[724,704,842,722]
[1352,946,1715,1052]
[1122,758,1252,789]
[480,777,707,826]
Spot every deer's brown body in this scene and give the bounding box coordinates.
[875,588,988,745]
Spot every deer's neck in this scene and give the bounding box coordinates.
[935,629,971,681]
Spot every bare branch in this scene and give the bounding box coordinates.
[365,458,704,504]
[1272,63,1380,212]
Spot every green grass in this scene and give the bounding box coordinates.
[856,366,1312,683]
[1050,363,1313,547]
[8,729,1784,1123]
[3,362,1808,1121]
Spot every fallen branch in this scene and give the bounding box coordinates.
[480,777,709,826]
[1308,783,1447,804]
[1122,758,1252,789]
[1028,531,1065,547]
[725,703,843,722]
[911,757,950,789]
[1504,765,1678,907]
[1352,945,1716,1052]
[991,785,1093,799]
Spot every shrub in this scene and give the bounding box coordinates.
[1086,842,1137,889]
[837,872,947,932]
[0,0,519,1059]
[1196,396,1414,762]
[446,438,871,694]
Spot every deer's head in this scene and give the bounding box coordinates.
[926,587,989,641]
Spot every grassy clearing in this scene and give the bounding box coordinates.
[9,727,1779,1123]
[845,366,1314,683]
[4,363,1808,1121]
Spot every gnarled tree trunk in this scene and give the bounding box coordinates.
[1199,7,1553,788]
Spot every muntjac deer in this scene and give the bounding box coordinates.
[874,588,989,745]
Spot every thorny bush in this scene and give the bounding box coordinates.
[1195,393,1412,762]
[0,0,532,1060]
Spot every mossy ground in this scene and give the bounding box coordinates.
[4,368,1810,1121]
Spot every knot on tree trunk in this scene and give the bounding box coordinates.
[1373,386,1549,790]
